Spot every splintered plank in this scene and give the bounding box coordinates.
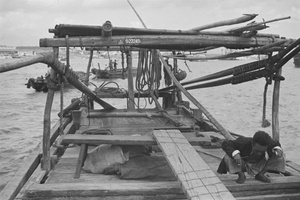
[153,129,235,200]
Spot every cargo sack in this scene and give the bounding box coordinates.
[82,144,129,174]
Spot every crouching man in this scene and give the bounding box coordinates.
[217,131,285,184]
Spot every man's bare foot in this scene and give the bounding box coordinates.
[255,173,270,183]
[236,172,246,184]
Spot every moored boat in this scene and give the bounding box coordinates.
[25,71,87,92]
[91,67,136,79]
[1,11,300,200]
[25,75,49,92]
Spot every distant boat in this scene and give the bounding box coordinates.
[25,76,49,92]
[91,67,137,79]
[294,53,300,67]
[25,71,87,92]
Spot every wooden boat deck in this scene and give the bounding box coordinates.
[18,129,300,200]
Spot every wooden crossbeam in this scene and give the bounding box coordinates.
[61,134,211,179]
[153,129,235,200]
[39,35,293,49]
[61,134,211,146]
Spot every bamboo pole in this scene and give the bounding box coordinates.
[0,54,45,73]
[226,16,291,33]
[190,14,257,31]
[272,68,282,142]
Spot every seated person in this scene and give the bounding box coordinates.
[217,131,285,184]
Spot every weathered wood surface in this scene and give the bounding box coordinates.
[24,153,300,199]
[39,35,294,50]
[50,23,199,38]
[153,129,235,200]
[20,138,300,200]
[61,134,211,146]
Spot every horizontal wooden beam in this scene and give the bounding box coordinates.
[24,175,300,199]
[61,134,211,146]
[39,35,294,50]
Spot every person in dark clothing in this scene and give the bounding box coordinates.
[217,131,285,184]
[113,60,117,70]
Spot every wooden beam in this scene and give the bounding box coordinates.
[153,129,235,200]
[39,35,293,49]
[22,175,300,198]
[61,134,211,146]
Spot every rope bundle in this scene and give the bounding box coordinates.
[135,49,162,103]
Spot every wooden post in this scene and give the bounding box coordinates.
[84,50,93,85]
[272,68,282,141]
[127,49,135,110]
[72,110,82,130]
[42,47,58,171]
[173,54,182,102]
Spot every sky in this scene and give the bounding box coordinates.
[0,0,300,46]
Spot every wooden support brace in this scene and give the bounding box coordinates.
[74,144,88,179]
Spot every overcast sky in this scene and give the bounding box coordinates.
[0,0,299,46]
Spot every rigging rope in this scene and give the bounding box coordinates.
[261,81,271,127]
[135,49,162,104]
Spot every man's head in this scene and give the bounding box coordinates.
[252,131,271,155]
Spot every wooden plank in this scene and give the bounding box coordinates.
[153,129,235,200]
[61,134,211,146]
[286,160,300,173]
[25,182,183,198]
[236,193,300,200]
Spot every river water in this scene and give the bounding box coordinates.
[0,54,299,191]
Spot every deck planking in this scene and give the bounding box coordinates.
[21,129,300,200]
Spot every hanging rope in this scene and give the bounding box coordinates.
[184,60,192,72]
[261,54,273,128]
[135,49,162,105]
